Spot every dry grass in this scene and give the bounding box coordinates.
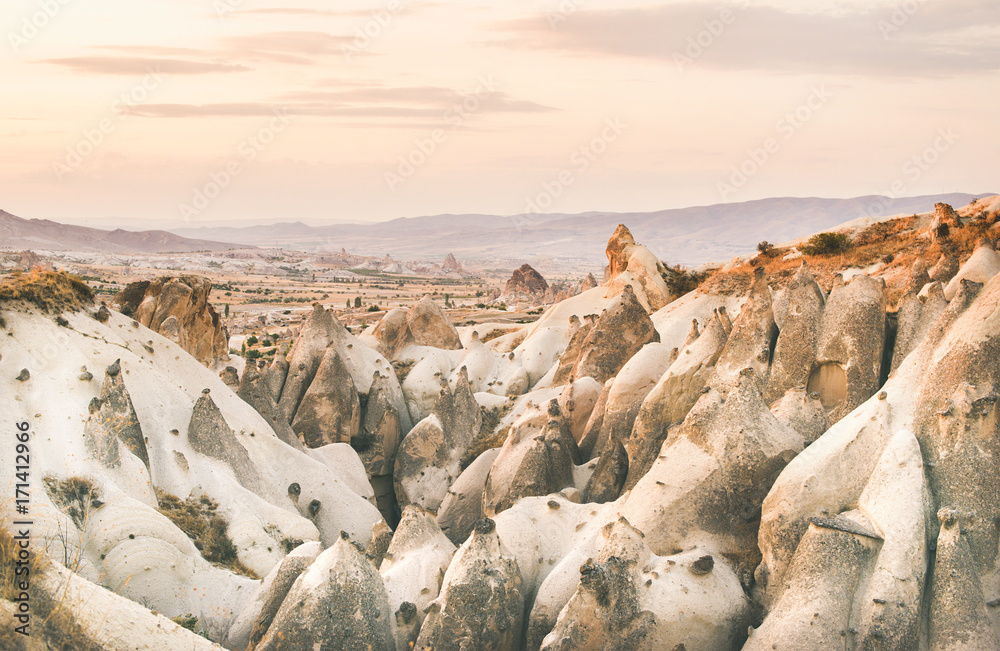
[0,270,94,313]
[479,329,508,344]
[0,524,99,650]
[699,213,974,303]
[154,489,258,578]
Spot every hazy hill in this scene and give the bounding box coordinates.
[0,210,245,253]
[168,194,991,266]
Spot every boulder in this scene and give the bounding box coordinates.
[483,401,580,516]
[394,368,482,511]
[745,518,883,650]
[406,296,463,351]
[355,371,403,477]
[944,242,1000,300]
[891,281,947,375]
[541,518,750,651]
[621,369,804,571]
[257,534,394,651]
[602,224,674,310]
[572,285,659,384]
[812,274,887,423]
[712,268,776,393]
[552,315,595,385]
[414,519,525,651]
[437,448,502,546]
[764,263,825,404]
[84,360,149,471]
[928,509,1000,651]
[624,314,728,489]
[591,342,674,458]
[226,541,322,650]
[237,363,304,450]
[187,390,263,493]
[291,347,361,448]
[380,507,457,650]
[278,304,352,420]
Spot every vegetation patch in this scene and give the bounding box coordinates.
[154,489,257,578]
[391,359,416,384]
[0,270,94,313]
[663,264,710,296]
[479,329,508,344]
[799,232,852,256]
[43,476,100,530]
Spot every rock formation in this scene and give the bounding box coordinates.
[394,367,482,511]
[442,252,463,274]
[112,275,228,366]
[369,295,463,359]
[571,285,659,384]
[414,519,525,651]
[502,263,549,304]
[257,534,394,650]
[14,201,1000,649]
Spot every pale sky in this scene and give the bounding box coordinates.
[1,0,997,228]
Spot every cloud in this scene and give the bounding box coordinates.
[221,31,354,64]
[495,1,1000,77]
[43,56,249,75]
[119,82,555,124]
[50,31,358,73]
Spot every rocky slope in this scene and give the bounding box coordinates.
[3,194,1000,649]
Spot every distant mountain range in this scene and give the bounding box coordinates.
[0,210,244,253]
[3,193,994,266]
[168,193,994,266]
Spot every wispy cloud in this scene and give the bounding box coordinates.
[494,1,1000,77]
[42,56,250,75]
[120,82,555,123]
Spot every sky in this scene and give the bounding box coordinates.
[1,0,997,229]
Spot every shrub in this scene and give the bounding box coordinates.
[800,232,852,256]
[663,264,709,296]
[757,241,777,257]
